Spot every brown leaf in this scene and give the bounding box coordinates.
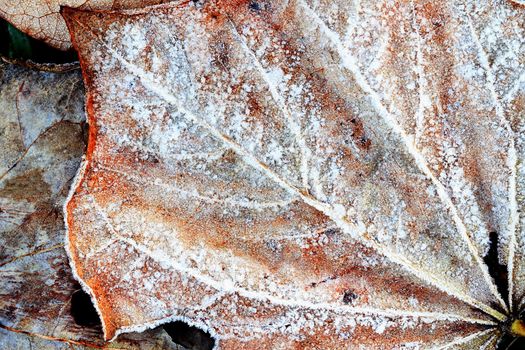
[63,0,525,348]
[0,0,170,50]
[0,61,186,349]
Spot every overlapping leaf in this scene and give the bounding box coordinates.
[0,61,187,349]
[0,0,171,50]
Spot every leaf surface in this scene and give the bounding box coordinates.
[0,61,186,349]
[63,0,525,348]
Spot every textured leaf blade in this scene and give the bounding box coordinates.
[306,0,525,313]
[59,0,525,347]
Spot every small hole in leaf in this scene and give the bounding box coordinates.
[483,231,509,306]
[70,289,101,327]
[342,290,358,304]
[163,321,215,350]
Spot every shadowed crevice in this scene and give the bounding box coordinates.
[484,232,509,308]
[0,18,78,64]
[70,289,101,327]
[163,321,215,350]
[483,232,525,349]
[497,333,525,350]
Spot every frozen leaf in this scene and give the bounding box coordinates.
[0,0,170,50]
[63,0,525,348]
[0,61,186,349]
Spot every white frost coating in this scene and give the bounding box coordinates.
[63,4,518,344]
[63,158,110,338]
[410,1,432,146]
[432,123,491,257]
[431,328,495,350]
[504,70,525,102]
[108,221,497,328]
[112,46,505,320]
[479,334,499,350]
[78,195,222,344]
[98,164,296,210]
[465,13,519,311]
[83,237,120,260]
[72,15,508,323]
[297,0,507,316]
[80,189,498,343]
[89,194,497,328]
[396,216,407,240]
[227,20,314,191]
[342,0,361,48]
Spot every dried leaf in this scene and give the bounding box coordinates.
[63,0,525,348]
[0,61,185,349]
[0,0,170,50]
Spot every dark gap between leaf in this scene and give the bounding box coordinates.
[163,321,215,350]
[484,231,509,307]
[70,289,102,327]
[0,18,78,64]
[497,333,525,350]
[484,232,525,349]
